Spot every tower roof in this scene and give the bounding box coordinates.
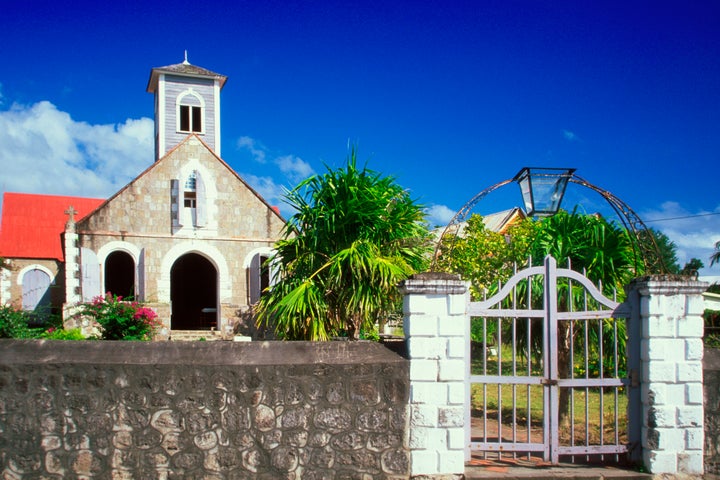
[147,57,228,93]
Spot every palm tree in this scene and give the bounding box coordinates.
[530,210,637,427]
[711,240,720,267]
[256,148,430,340]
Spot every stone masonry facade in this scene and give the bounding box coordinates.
[65,136,285,338]
[0,340,409,479]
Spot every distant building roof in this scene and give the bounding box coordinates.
[147,58,228,93]
[0,193,104,261]
[481,207,526,234]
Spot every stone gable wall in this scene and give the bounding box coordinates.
[0,340,409,479]
[68,138,286,335]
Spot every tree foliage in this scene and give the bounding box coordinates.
[435,214,537,300]
[681,258,704,277]
[256,149,431,340]
[711,240,720,267]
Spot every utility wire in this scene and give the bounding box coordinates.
[643,212,720,223]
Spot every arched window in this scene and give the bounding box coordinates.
[21,268,52,313]
[176,90,205,134]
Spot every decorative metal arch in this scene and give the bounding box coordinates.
[431,172,667,273]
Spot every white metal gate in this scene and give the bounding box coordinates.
[467,255,630,464]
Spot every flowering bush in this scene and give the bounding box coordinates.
[76,293,160,341]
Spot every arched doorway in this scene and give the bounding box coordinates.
[104,251,135,299]
[170,253,217,330]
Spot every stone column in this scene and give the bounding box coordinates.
[626,276,707,475]
[399,272,469,477]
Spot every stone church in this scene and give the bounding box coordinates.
[0,58,286,339]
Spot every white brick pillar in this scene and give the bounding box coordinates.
[62,223,81,307]
[626,276,707,475]
[399,272,469,477]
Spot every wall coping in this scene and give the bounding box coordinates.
[398,271,468,295]
[627,275,708,295]
[0,339,407,367]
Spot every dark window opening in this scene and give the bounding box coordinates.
[260,255,270,296]
[179,105,202,133]
[184,191,196,208]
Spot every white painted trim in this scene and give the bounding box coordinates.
[242,247,276,268]
[97,241,141,265]
[17,264,54,285]
[214,80,222,156]
[175,88,206,134]
[97,241,142,299]
[172,158,218,236]
[158,241,231,303]
[157,73,166,158]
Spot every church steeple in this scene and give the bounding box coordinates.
[147,56,228,160]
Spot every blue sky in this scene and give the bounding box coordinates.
[1,0,719,277]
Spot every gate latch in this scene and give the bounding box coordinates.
[540,378,558,386]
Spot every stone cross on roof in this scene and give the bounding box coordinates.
[64,205,78,226]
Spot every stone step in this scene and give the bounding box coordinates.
[169,330,222,342]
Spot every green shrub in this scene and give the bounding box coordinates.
[74,293,160,341]
[0,305,33,338]
[704,309,720,347]
[40,327,85,340]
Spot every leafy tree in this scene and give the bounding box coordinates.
[530,210,636,294]
[640,228,680,274]
[435,214,538,300]
[256,149,431,340]
[681,258,704,277]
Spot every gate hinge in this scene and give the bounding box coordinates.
[629,369,639,387]
[540,378,558,386]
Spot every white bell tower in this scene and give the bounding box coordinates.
[147,54,228,160]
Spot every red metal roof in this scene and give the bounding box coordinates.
[0,193,104,261]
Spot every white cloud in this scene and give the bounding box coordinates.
[238,135,314,181]
[275,154,314,183]
[563,129,579,142]
[241,173,295,218]
[426,204,457,228]
[0,100,153,205]
[237,136,267,163]
[642,201,720,278]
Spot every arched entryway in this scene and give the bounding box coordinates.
[170,253,217,330]
[104,251,135,299]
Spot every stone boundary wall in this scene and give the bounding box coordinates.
[0,340,410,479]
[705,347,720,474]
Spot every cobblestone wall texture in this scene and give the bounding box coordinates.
[705,347,720,475]
[0,340,409,479]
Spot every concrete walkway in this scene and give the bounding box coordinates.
[463,457,652,480]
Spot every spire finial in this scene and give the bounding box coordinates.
[183,50,189,65]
